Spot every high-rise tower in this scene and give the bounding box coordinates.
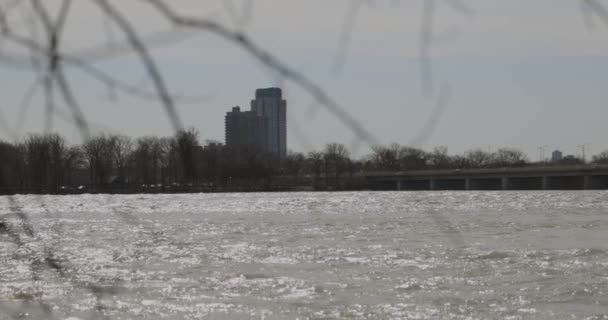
[250,88,287,157]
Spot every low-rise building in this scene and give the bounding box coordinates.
[552,150,563,162]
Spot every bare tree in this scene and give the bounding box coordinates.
[323,143,350,189]
[398,146,428,170]
[154,136,175,186]
[428,146,450,169]
[371,143,402,171]
[131,136,158,186]
[592,150,608,164]
[62,145,84,187]
[465,149,492,168]
[0,140,21,192]
[306,151,324,177]
[174,127,200,184]
[491,148,528,167]
[82,134,116,186]
[111,134,133,184]
[284,151,306,179]
[20,133,71,192]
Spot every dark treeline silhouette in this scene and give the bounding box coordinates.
[1,133,604,194]
[364,144,528,171]
[592,151,608,164]
[0,128,276,194]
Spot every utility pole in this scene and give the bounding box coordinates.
[578,144,590,163]
[538,145,549,162]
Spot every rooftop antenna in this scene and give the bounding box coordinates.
[578,143,591,162]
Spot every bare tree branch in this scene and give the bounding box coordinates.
[333,0,363,74]
[420,0,436,98]
[583,0,608,26]
[410,84,452,147]
[146,0,379,146]
[223,0,253,29]
[54,65,91,139]
[96,0,184,133]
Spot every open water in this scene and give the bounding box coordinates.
[1,191,607,319]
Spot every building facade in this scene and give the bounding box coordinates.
[224,106,267,151]
[552,150,563,162]
[250,88,287,158]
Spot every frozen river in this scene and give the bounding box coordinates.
[1,191,607,319]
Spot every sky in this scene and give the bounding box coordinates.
[1,0,608,159]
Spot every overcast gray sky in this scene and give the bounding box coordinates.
[1,0,608,159]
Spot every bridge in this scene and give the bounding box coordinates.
[365,165,608,191]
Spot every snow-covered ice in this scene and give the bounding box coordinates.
[0,191,607,319]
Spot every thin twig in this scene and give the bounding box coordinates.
[96,0,184,133]
[146,0,379,146]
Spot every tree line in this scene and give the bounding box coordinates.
[1,132,607,194]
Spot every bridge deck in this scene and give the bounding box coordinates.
[365,165,608,190]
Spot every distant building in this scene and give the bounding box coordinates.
[551,150,563,162]
[251,88,287,158]
[224,88,287,157]
[205,141,224,150]
[224,106,268,151]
